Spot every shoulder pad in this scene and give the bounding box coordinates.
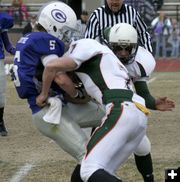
[68,39,111,60]
[135,47,156,76]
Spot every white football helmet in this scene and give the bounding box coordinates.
[109,23,138,64]
[37,1,79,45]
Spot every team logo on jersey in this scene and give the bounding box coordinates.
[51,9,66,23]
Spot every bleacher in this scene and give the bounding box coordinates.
[0,2,45,32]
[160,0,180,20]
[1,2,43,15]
[0,0,47,3]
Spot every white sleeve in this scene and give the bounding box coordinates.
[136,47,156,76]
[41,54,59,66]
[67,39,109,68]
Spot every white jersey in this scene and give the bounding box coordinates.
[125,46,156,82]
[67,39,134,104]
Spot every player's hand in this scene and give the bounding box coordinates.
[155,97,175,111]
[9,47,16,55]
[36,94,48,107]
[9,65,15,81]
[64,88,91,104]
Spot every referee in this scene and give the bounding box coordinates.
[85,0,153,53]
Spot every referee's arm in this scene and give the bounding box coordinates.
[84,12,100,40]
[135,12,153,53]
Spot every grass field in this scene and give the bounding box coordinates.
[0,72,180,182]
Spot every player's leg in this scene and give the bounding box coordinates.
[68,101,105,182]
[87,169,122,182]
[32,100,104,162]
[71,164,83,182]
[80,102,148,182]
[0,61,7,136]
[0,107,7,136]
[66,101,105,128]
[134,136,154,182]
[32,106,88,162]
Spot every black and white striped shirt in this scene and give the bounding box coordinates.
[85,3,152,52]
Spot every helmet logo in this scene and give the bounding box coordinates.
[51,9,67,23]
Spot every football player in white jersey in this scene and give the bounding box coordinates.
[70,24,175,182]
[36,22,175,182]
[104,23,175,182]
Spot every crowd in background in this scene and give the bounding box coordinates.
[7,0,29,26]
[124,0,180,58]
[1,0,180,58]
[151,12,180,58]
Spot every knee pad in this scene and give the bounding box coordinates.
[134,136,151,156]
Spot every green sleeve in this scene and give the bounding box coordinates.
[134,81,156,110]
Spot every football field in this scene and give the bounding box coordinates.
[0,72,180,182]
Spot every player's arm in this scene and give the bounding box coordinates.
[134,81,156,109]
[54,72,80,98]
[36,56,79,107]
[1,30,16,55]
[134,81,175,111]
[45,55,91,103]
[54,72,91,104]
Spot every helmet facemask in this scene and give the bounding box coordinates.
[110,41,138,65]
[58,26,83,50]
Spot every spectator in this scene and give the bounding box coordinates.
[22,15,37,35]
[168,18,180,58]
[85,0,153,53]
[11,0,28,26]
[7,6,14,17]
[75,10,89,38]
[20,2,28,22]
[0,12,16,136]
[11,0,21,24]
[151,11,171,58]
[125,0,157,28]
